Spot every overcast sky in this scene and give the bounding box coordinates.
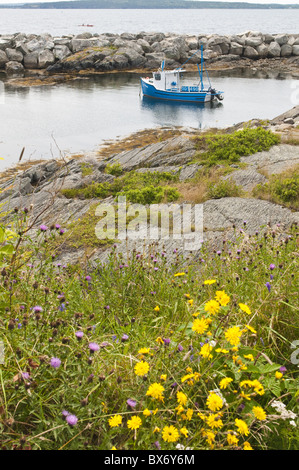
[0,0,299,5]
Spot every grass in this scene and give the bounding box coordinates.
[253,165,299,210]
[193,127,280,167]
[0,208,298,450]
[61,170,181,205]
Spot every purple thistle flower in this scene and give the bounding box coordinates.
[75,331,84,340]
[269,264,276,271]
[62,410,70,419]
[66,414,78,426]
[154,267,158,271]
[50,357,61,368]
[265,282,271,292]
[39,224,48,232]
[279,366,287,374]
[121,334,129,342]
[126,399,137,409]
[22,372,30,380]
[33,306,43,313]
[163,338,171,346]
[59,229,65,235]
[55,224,61,230]
[88,342,100,352]
[178,344,183,352]
[85,275,92,281]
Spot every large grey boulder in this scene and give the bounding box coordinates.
[292,45,299,56]
[23,51,39,69]
[5,60,24,75]
[0,50,8,68]
[5,47,23,62]
[229,42,243,55]
[275,34,289,46]
[257,44,268,58]
[0,39,12,51]
[243,46,259,59]
[38,49,56,68]
[245,36,263,47]
[53,45,72,61]
[70,37,109,53]
[136,38,152,53]
[280,44,293,57]
[268,41,281,57]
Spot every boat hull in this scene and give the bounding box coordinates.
[140,78,215,103]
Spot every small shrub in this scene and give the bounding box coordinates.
[207,179,243,199]
[194,128,280,167]
[253,166,299,209]
[105,163,123,176]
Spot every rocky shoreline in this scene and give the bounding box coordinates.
[1,30,299,81]
[1,105,298,266]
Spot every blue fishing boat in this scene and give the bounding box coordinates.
[140,46,224,104]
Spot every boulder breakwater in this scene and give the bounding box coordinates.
[1,30,299,77]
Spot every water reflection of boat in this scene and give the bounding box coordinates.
[140,46,224,104]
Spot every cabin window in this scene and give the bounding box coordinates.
[154,73,161,81]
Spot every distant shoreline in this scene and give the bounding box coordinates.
[1,1,299,10]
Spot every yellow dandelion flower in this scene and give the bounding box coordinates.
[134,360,150,377]
[156,336,164,345]
[251,379,265,395]
[127,415,142,430]
[243,441,253,450]
[225,326,242,346]
[244,354,254,361]
[138,347,150,355]
[177,391,188,406]
[206,414,224,429]
[215,290,230,306]
[154,306,160,312]
[185,408,193,421]
[216,348,229,354]
[227,432,239,446]
[239,303,252,315]
[108,414,122,428]
[206,392,223,412]
[204,300,220,316]
[235,418,249,436]
[180,426,189,438]
[239,391,251,400]
[176,404,185,415]
[205,430,215,446]
[192,317,210,335]
[162,425,179,443]
[219,377,233,389]
[188,299,194,306]
[199,343,213,359]
[275,371,283,379]
[146,382,165,401]
[160,374,167,381]
[143,409,152,417]
[204,279,217,285]
[252,406,267,421]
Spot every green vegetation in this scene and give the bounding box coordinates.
[207,179,243,199]
[193,128,280,167]
[253,165,299,210]
[0,208,298,450]
[80,162,94,177]
[62,170,181,205]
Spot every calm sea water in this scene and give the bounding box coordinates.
[0,8,299,36]
[0,70,298,170]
